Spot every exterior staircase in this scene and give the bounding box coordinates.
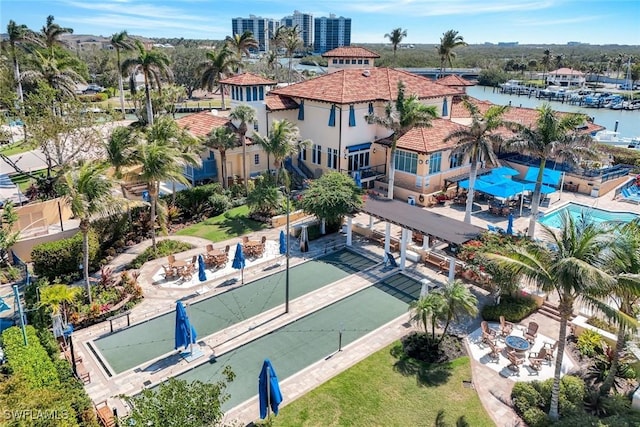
[538,300,575,322]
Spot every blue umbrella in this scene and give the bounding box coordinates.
[353,171,362,188]
[198,254,207,282]
[259,359,283,419]
[279,230,286,255]
[506,212,514,235]
[174,301,197,351]
[232,242,246,284]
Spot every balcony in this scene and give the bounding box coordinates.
[183,159,217,183]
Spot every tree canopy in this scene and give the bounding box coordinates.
[300,171,363,227]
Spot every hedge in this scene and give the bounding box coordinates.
[481,295,538,323]
[32,230,100,281]
[1,325,60,388]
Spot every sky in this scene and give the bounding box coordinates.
[1,0,639,45]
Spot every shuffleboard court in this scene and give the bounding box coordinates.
[94,249,376,374]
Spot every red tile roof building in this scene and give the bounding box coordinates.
[218,72,276,86]
[321,46,380,58]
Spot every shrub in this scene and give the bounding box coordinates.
[208,193,231,216]
[32,230,100,281]
[170,183,225,221]
[522,407,549,427]
[577,329,603,358]
[586,316,618,334]
[128,239,193,269]
[1,326,60,388]
[481,295,538,322]
[511,382,544,414]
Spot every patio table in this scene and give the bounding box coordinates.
[505,335,530,353]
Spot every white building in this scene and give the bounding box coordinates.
[546,68,586,87]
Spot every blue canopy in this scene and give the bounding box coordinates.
[174,301,197,351]
[506,213,514,235]
[523,182,557,194]
[524,166,562,186]
[232,243,246,283]
[490,166,519,177]
[259,359,283,419]
[198,254,207,282]
[279,230,286,255]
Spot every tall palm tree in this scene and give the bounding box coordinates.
[41,15,73,56]
[489,213,614,421]
[507,104,597,237]
[127,117,201,251]
[282,26,302,84]
[61,162,115,304]
[409,292,445,340]
[384,28,407,62]
[197,45,239,110]
[367,81,438,200]
[225,30,258,62]
[121,40,173,126]
[202,126,238,190]
[21,51,86,98]
[444,100,509,223]
[613,53,626,80]
[110,31,136,117]
[39,284,81,323]
[436,30,467,72]
[4,20,41,103]
[229,105,256,195]
[438,280,478,342]
[252,119,307,187]
[541,49,552,84]
[105,126,137,179]
[597,220,640,396]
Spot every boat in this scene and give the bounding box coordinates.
[592,130,640,148]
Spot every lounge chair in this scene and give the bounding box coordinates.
[95,401,116,427]
[528,347,549,370]
[524,321,539,343]
[499,316,513,337]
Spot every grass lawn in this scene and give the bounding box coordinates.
[272,345,493,427]
[175,205,268,242]
[11,169,48,191]
[0,141,31,157]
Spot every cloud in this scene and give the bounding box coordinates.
[515,15,602,26]
[61,0,209,22]
[76,14,227,36]
[340,0,556,17]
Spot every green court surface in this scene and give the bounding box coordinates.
[172,273,423,411]
[94,250,376,374]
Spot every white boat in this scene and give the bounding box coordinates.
[592,130,640,148]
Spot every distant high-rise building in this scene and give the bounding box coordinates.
[314,14,351,54]
[281,10,314,48]
[231,15,277,52]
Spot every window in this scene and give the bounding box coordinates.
[299,146,307,161]
[339,59,344,64]
[347,150,370,171]
[253,122,259,132]
[348,105,356,127]
[429,152,442,174]
[358,59,363,64]
[394,150,417,174]
[364,59,370,65]
[259,86,264,100]
[327,148,337,169]
[449,152,464,169]
[333,59,338,64]
[254,154,260,165]
[312,144,322,165]
[246,87,251,101]
[351,59,357,64]
[239,87,243,101]
[328,105,336,127]
[252,86,258,101]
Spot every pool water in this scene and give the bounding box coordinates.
[539,203,638,229]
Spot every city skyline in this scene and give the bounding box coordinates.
[1,0,639,45]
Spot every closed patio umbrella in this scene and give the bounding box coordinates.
[259,359,283,419]
[506,213,514,235]
[232,242,246,284]
[198,254,207,282]
[279,230,286,255]
[174,301,197,353]
[300,225,309,253]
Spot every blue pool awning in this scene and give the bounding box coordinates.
[490,166,519,177]
[524,182,557,194]
[347,142,372,152]
[524,166,562,186]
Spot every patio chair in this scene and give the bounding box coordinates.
[162,264,177,280]
[224,245,230,254]
[168,255,176,266]
[524,322,539,344]
[487,339,503,363]
[181,264,195,281]
[528,347,549,370]
[507,350,525,372]
[242,236,249,244]
[261,236,267,244]
[499,316,513,337]
[543,340,558,361]
[95,401,116,427]
[206,244,214,253]
[190,255,197,265]
[481,321,497,344]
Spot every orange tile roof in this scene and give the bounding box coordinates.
[219,72,276,86]
[265,94,299,111]
[321,46,380,58]
[175,111,232,138]
[392,118,467,153]
[436,75,475,87]
[270,68,461,104]
[549,67,584,76]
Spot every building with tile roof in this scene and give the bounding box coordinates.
[322,46,380,72]
[436,74,476,88]
[546,68,586,87]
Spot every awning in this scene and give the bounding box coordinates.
[524,166,562,186]
[347,142,372,152]
[523,182,557,194]
[490,166,519,177]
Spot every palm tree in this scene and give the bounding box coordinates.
[105,126,137,179]
[110,31,136,117]
[613,53,626,80]
[127,117,201,252]
[61,162,116,304]
[41,15,73,56]
[438,280,478,342]
[597,220,640,396]
[384,28,407,62]
[229,105,256,195]
[541,49,552,84]
[4,20,41,103]
[282,26,302,84]
[367,81,438,200]
[121,40,173,126]
[252,119,307,187]
[202,126,238,189]
[436,30,467,72]
[409,292,445,340]
[21,51,86,98]
[226,30,259,62]
[507,104,597,237]
[39,284,81,323]
[445,100,509,223]
[197,45,239,110]
[554,54,564,69]
[489,213,614,421]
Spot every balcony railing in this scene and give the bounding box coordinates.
[183,159,217,183]
[340,163,387,180]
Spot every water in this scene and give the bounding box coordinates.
[539,202,639,229]
[466,86,640,139]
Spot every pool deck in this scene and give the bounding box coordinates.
[72,188,633,425]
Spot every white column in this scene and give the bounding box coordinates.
[346,217,353,246]
[384,223,391,254]
[422,234,429,250]
[448,257,456,284]
[369,215,374,229]
[399,228,408,270]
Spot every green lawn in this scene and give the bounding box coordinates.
[175,205,268,242]
[11,169,48,191]
[272,346,493,427]
[0,141,31,157]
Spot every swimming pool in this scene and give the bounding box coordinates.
[539,203,639,229]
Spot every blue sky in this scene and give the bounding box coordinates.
[2,0,639,45]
